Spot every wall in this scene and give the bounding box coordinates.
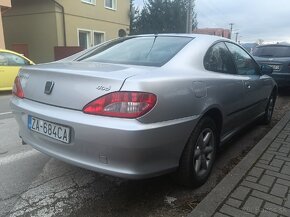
[0,0,11,49]
[2,0,131,62]
[58,0,130,46]
[3,0,58,63]
[193,28,231,39]
[0,9,4,48]
[0,0,11,7]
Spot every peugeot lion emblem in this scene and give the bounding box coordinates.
[44,81,55,95]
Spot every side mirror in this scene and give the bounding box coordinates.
[260,64,273,75]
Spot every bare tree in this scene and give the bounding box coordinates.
[256,39,264,45]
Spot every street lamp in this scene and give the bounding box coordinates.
[235,32,239,42]
[229,23,234,40]
[186,0,193,33]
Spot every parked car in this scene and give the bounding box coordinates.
[10,34,276,187]
[252,44,290,88]
[0,49,34,91]
[241,42,258,53]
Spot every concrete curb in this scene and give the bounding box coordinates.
[188,111,290,217]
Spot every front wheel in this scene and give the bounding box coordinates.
[177,117,218,187]
[261,93,276,125]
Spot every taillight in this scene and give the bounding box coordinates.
[12,76,24,98]
[83,92,157,118]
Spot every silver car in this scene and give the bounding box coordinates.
[11,34,276,187]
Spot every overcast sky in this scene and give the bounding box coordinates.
[134,0,290,43]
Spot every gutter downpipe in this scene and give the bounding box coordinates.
[51,0,67,46]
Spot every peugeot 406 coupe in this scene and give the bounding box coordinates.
[11,34,276,187]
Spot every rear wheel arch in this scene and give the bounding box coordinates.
[175,108,223,187]
[177,115,219,187]
[202,108,223,144]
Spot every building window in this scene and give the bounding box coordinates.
[94,32,105,45]
[78,30,91,49]
[81,0,96,5]
[78,29,105,48]
[105,0,117,10]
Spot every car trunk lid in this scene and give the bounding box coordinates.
[19,62,139,110]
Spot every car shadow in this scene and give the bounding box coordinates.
[278,87,290,96]
[0,90,12,96]
[70,171,198,217]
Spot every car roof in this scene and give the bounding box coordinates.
[127,33,233,48]
[131,33,231,42]
[256,44,290,48]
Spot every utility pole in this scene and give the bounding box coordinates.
[238,35,242,44]
[186,0,193,33]
[229,23,234,40]
[235,32,239,42]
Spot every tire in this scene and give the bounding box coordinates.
[261,92,276,125]
[177,116,218,187]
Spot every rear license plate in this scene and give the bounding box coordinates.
[268,64,280,71]
[28,116,71,144]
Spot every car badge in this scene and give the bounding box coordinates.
[44,81,55,95]
[269,58,274,61]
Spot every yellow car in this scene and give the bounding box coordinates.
[0,49,34,91]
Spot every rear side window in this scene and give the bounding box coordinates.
[79,36,193,67]
[226,42,260,76]
[252,46,290,58]
[204,42,236,74]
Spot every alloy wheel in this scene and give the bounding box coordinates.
[267,96,274,121]
[193,128,215,177]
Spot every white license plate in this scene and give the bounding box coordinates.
[268,64,280,71]
[28,116,71,144]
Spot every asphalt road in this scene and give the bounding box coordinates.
[0,91,290,217]
[0,91,13,120]
[0,92,50,217]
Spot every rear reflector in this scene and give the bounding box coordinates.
[83,92,157,118]
[12,76,24,99]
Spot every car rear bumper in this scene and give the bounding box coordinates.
[10,97,198,179]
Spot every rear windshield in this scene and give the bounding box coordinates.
[78,36,193,67]
[252,46,290,58]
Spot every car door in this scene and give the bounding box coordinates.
[204,42,246,135]
[0,52,30,90]
[225,42,269,121]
